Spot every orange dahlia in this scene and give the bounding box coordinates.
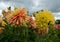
[27,16,36,28]
[6,8,27,26]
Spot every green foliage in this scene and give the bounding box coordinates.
[0,23,59,42]
[7,7,11,10]
[55,20,60,24]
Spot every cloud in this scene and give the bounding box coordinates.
[0,0,60,12]
[53,12,60,20]
[0,0,60,20]
[0,10,3,17]
[0,1,14,10]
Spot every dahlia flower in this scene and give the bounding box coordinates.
[35,10,55,34]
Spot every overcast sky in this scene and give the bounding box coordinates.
[0,0,60,20]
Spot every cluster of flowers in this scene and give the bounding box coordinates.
[0,7,55,35]
[2,7,36,28]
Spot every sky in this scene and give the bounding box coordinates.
[0,0,60,20]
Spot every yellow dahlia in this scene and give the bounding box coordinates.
[35,10,55,34]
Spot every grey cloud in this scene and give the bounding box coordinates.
[0,0,60,12]
[0,0,60,19]
[0,0,60,13]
